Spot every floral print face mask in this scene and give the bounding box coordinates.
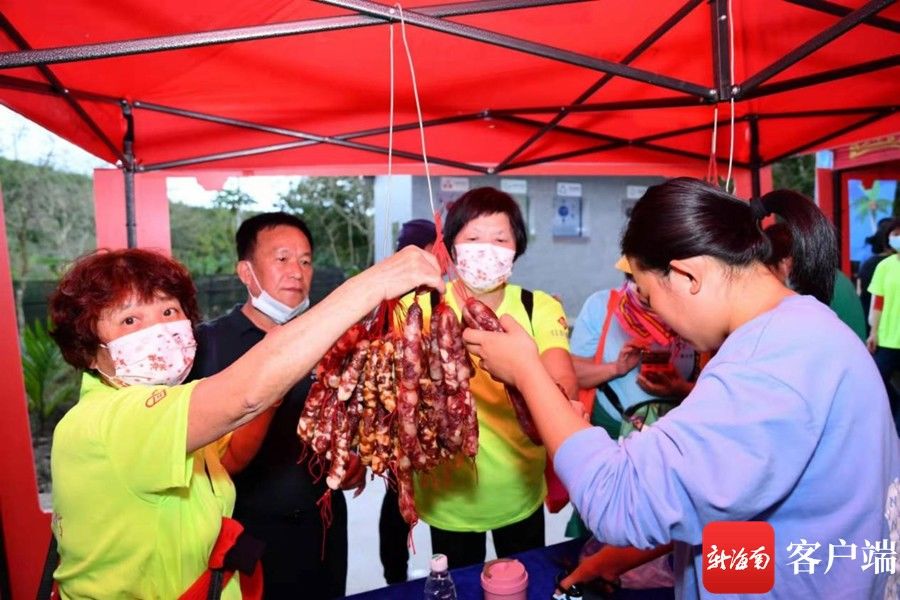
[454,242,516,293]
[100,319,196,387]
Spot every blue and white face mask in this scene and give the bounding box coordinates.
[246,263,309,325]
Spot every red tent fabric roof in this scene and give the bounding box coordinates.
[0,0,897,175]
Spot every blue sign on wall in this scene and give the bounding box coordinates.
[554,182,583,237]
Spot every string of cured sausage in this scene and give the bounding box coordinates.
[297,292,541,527]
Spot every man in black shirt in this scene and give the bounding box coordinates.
[188,212,364,599]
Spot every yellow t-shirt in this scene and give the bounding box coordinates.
[410,284,570,531]
[51,374,238,599]
[869,255,900,349]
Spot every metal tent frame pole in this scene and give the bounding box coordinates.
[746,55,900,100]
[318,0,715,99]
[711,0,733,103]
[0,14,124,162]
[493,0,705,171]
[0,0,587,69]
[122,103,138,248]
[782,0,900,33]
[132,101,489,173]
[832,169,844,258]
[738,0,895,96]
[764,109,895,165]
[494,114,754,171]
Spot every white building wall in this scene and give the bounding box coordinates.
[372,175,413,263]
[408,174,665,318]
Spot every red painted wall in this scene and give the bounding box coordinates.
[93,169,172,253]
[0,183,51,600]
[818,159,900,275]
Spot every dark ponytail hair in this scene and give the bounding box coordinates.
[621,177,837,304]
[759,189,837,303]
[763,222,792,267]
[621,177,770,272]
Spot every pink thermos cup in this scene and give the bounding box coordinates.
[480,558,528,600]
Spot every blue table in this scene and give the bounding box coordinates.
[344,539,675,600]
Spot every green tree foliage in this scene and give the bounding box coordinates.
[169,201,238,275]
[772,154,815,198]
[852,180,895,233]
[21,318,79,436]
[0,157,95,277]
[277,176,373,274]
[0,157,95,329]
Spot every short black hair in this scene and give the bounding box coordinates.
[397,219,437,251]
[443,187,528,260]
[866,217,899,255]
[235,212,314,260]
[890,218,900,236]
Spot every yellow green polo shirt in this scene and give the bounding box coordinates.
[869,256,900,349]
[410,284,570,531]
[51,374,238,599]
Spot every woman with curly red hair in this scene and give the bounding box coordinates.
[48,247,441,599]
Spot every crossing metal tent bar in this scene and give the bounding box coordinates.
[0,0,897,242]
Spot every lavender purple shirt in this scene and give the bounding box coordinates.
[555,295,900,598]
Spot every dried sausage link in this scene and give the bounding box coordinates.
[326,404,351,490]
[463,297,541,445]
[337,339,370,401]
[397,304,429,469]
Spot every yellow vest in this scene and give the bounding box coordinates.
[408,284,570,531]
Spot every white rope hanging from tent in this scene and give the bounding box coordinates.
[384,15,395,259]
[725,0,736,194]
[707,105,720,185]
[397,5,435,213]
[383,3,437,259]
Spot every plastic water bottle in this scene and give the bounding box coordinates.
[423,553,457,600]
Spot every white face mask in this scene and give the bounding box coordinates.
[246,263,309,325]
[454,242,516,293]
[890,235,900,252]
[100,319,196,387]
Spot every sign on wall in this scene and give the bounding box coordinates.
[501,178,532,236]
[626,185,648,200]
[554,182,583,237]
[439,177,469,212]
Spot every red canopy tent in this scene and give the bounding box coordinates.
[0,1,898,596]
[0,1,897,185]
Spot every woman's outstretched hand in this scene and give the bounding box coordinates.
[463,314,540,388]
[362,246,445,302]
[615,342,644,377]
